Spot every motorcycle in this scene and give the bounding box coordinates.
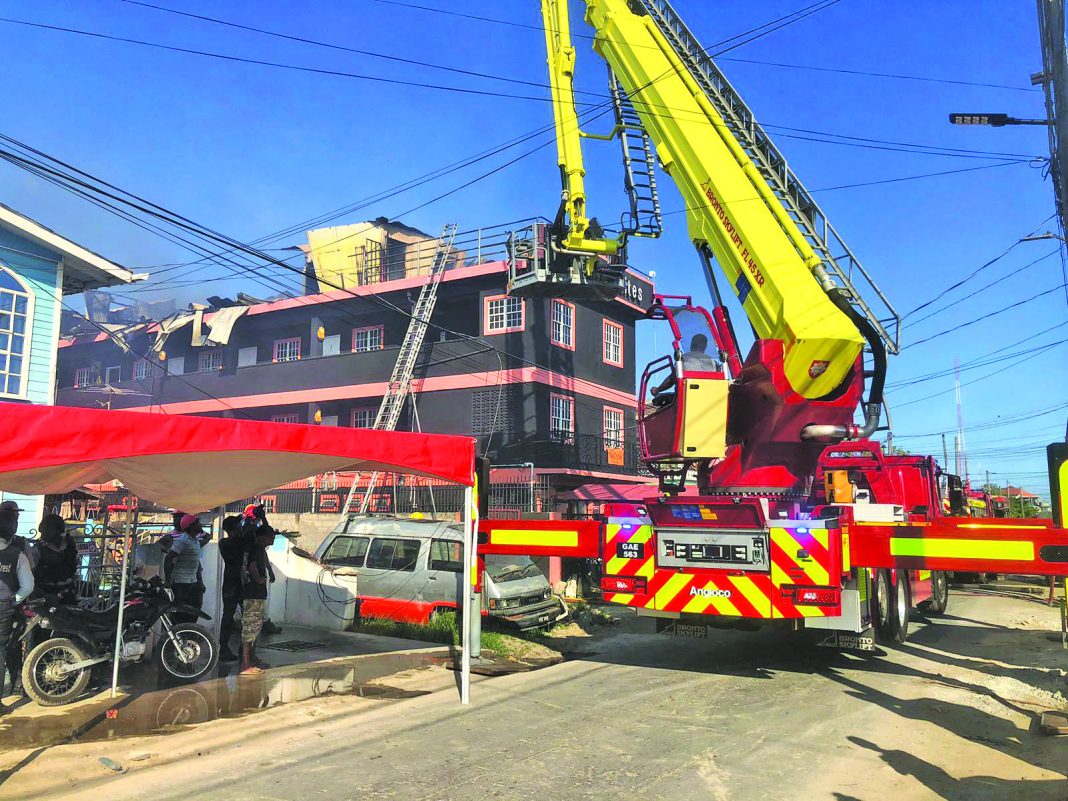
[20,576,218,706]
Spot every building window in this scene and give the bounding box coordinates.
[167,356,185,375]
[104,365,121,385]
[603,320,623,367]
[74,367,92,388]
[237,346,258,367]
[273,337,301,363]
[483,294,524,334]
[550,393,574,443]
[133,358,151,381]
[198,349,223,372]
[352,325,384,353]
[271,413,300,424]
[351,407,377,428]
[550,300,575,350]
[603,406,624,449]
[0,266,32,398]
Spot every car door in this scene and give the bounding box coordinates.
[359,536,425,622]
[425,537,464,607]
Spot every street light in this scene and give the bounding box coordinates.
[1019,231,1067,243]
[949,112,1049,126]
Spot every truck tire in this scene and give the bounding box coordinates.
[927,571,949,615]
[873,570,910,646]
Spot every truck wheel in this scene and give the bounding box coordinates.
[873,570,909,646]
[890,573,911,645]
[927,571,949,615]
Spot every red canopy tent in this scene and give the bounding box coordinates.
[0,404,475,510]
[0,404,481,702]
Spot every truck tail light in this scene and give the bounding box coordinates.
[601,576,647,594]
[787,586,840,606]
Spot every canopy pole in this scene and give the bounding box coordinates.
[110,498,138,699]
[461,485,475,704]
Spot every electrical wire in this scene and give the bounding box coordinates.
[902,283,1068,349]
[901,215,1056,320]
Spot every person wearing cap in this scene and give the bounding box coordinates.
[0,501,38,570]
[0,508,34,712]
[239,503,282,636]
[164,513,205,623]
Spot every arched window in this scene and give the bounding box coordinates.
[0,266,32,398]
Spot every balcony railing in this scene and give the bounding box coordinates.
[533,431,647,475]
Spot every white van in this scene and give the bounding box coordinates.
[313,516,567,630]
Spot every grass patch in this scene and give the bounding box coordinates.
[351,611,563,661]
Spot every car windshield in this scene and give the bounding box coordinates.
[485,555,543,582]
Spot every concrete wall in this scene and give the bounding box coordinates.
[268,512,341,553]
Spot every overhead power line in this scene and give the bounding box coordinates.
[372,0,1037,93]
[903,283,1068,349]
[901,215,1056,320]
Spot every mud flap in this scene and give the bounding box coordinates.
[816,628,876,652]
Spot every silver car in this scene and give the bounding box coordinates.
[313,516,567,630]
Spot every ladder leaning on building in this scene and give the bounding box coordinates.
[337,223,459,516]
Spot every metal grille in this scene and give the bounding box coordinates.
[472,386,517,436]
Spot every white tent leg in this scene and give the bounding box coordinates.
[461,485,474,704]
[110,502,138,699]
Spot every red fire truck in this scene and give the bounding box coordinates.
[478,0,1068,650]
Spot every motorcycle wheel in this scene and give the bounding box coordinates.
[22,637,92,707]
[157,624,219,681]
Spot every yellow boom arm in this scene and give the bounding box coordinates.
[542,0,620,257]
[549,0,871,399]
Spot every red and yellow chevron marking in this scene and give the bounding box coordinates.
[602,520,843,621]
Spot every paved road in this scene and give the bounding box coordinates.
[18,585,1068,800]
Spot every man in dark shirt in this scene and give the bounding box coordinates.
[240,525,274,676]
[217,515,244,663]
[32,514,78,603]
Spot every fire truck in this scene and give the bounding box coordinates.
[478,0,1068,649]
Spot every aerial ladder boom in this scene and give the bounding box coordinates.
[543,0,900,412]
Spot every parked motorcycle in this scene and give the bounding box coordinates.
[20,576,218,706]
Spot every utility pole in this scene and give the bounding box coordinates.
[941,433,950,471]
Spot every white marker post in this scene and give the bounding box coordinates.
[110,499,138,698]
[460,485,475,704]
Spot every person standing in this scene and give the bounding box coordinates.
[0,509,34,713]
[32,514,78,603]
[240,525,274,676]
[164,513,205,623]
[217,515,245,663]
[240,504,281,635]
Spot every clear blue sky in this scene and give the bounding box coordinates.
[2,0,1066,496]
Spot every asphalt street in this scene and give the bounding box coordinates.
[9,583,1068,801]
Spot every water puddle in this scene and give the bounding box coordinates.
[0,650,442,750]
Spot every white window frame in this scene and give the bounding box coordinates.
[550,300,575,350]
[0,266,34,400]
[271,412,300,424]
[104,365,121,386]
[602,319,623,367]
[352,325,384,353]
[197,348,223,373]
[74,366,92,388]
[133,358,151,382]
[603,406,624,449]
[351,407,377,428]
[272,337,302,363]
[550,393,574,444]
[167,356,185,376]
[483,294,525,334]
